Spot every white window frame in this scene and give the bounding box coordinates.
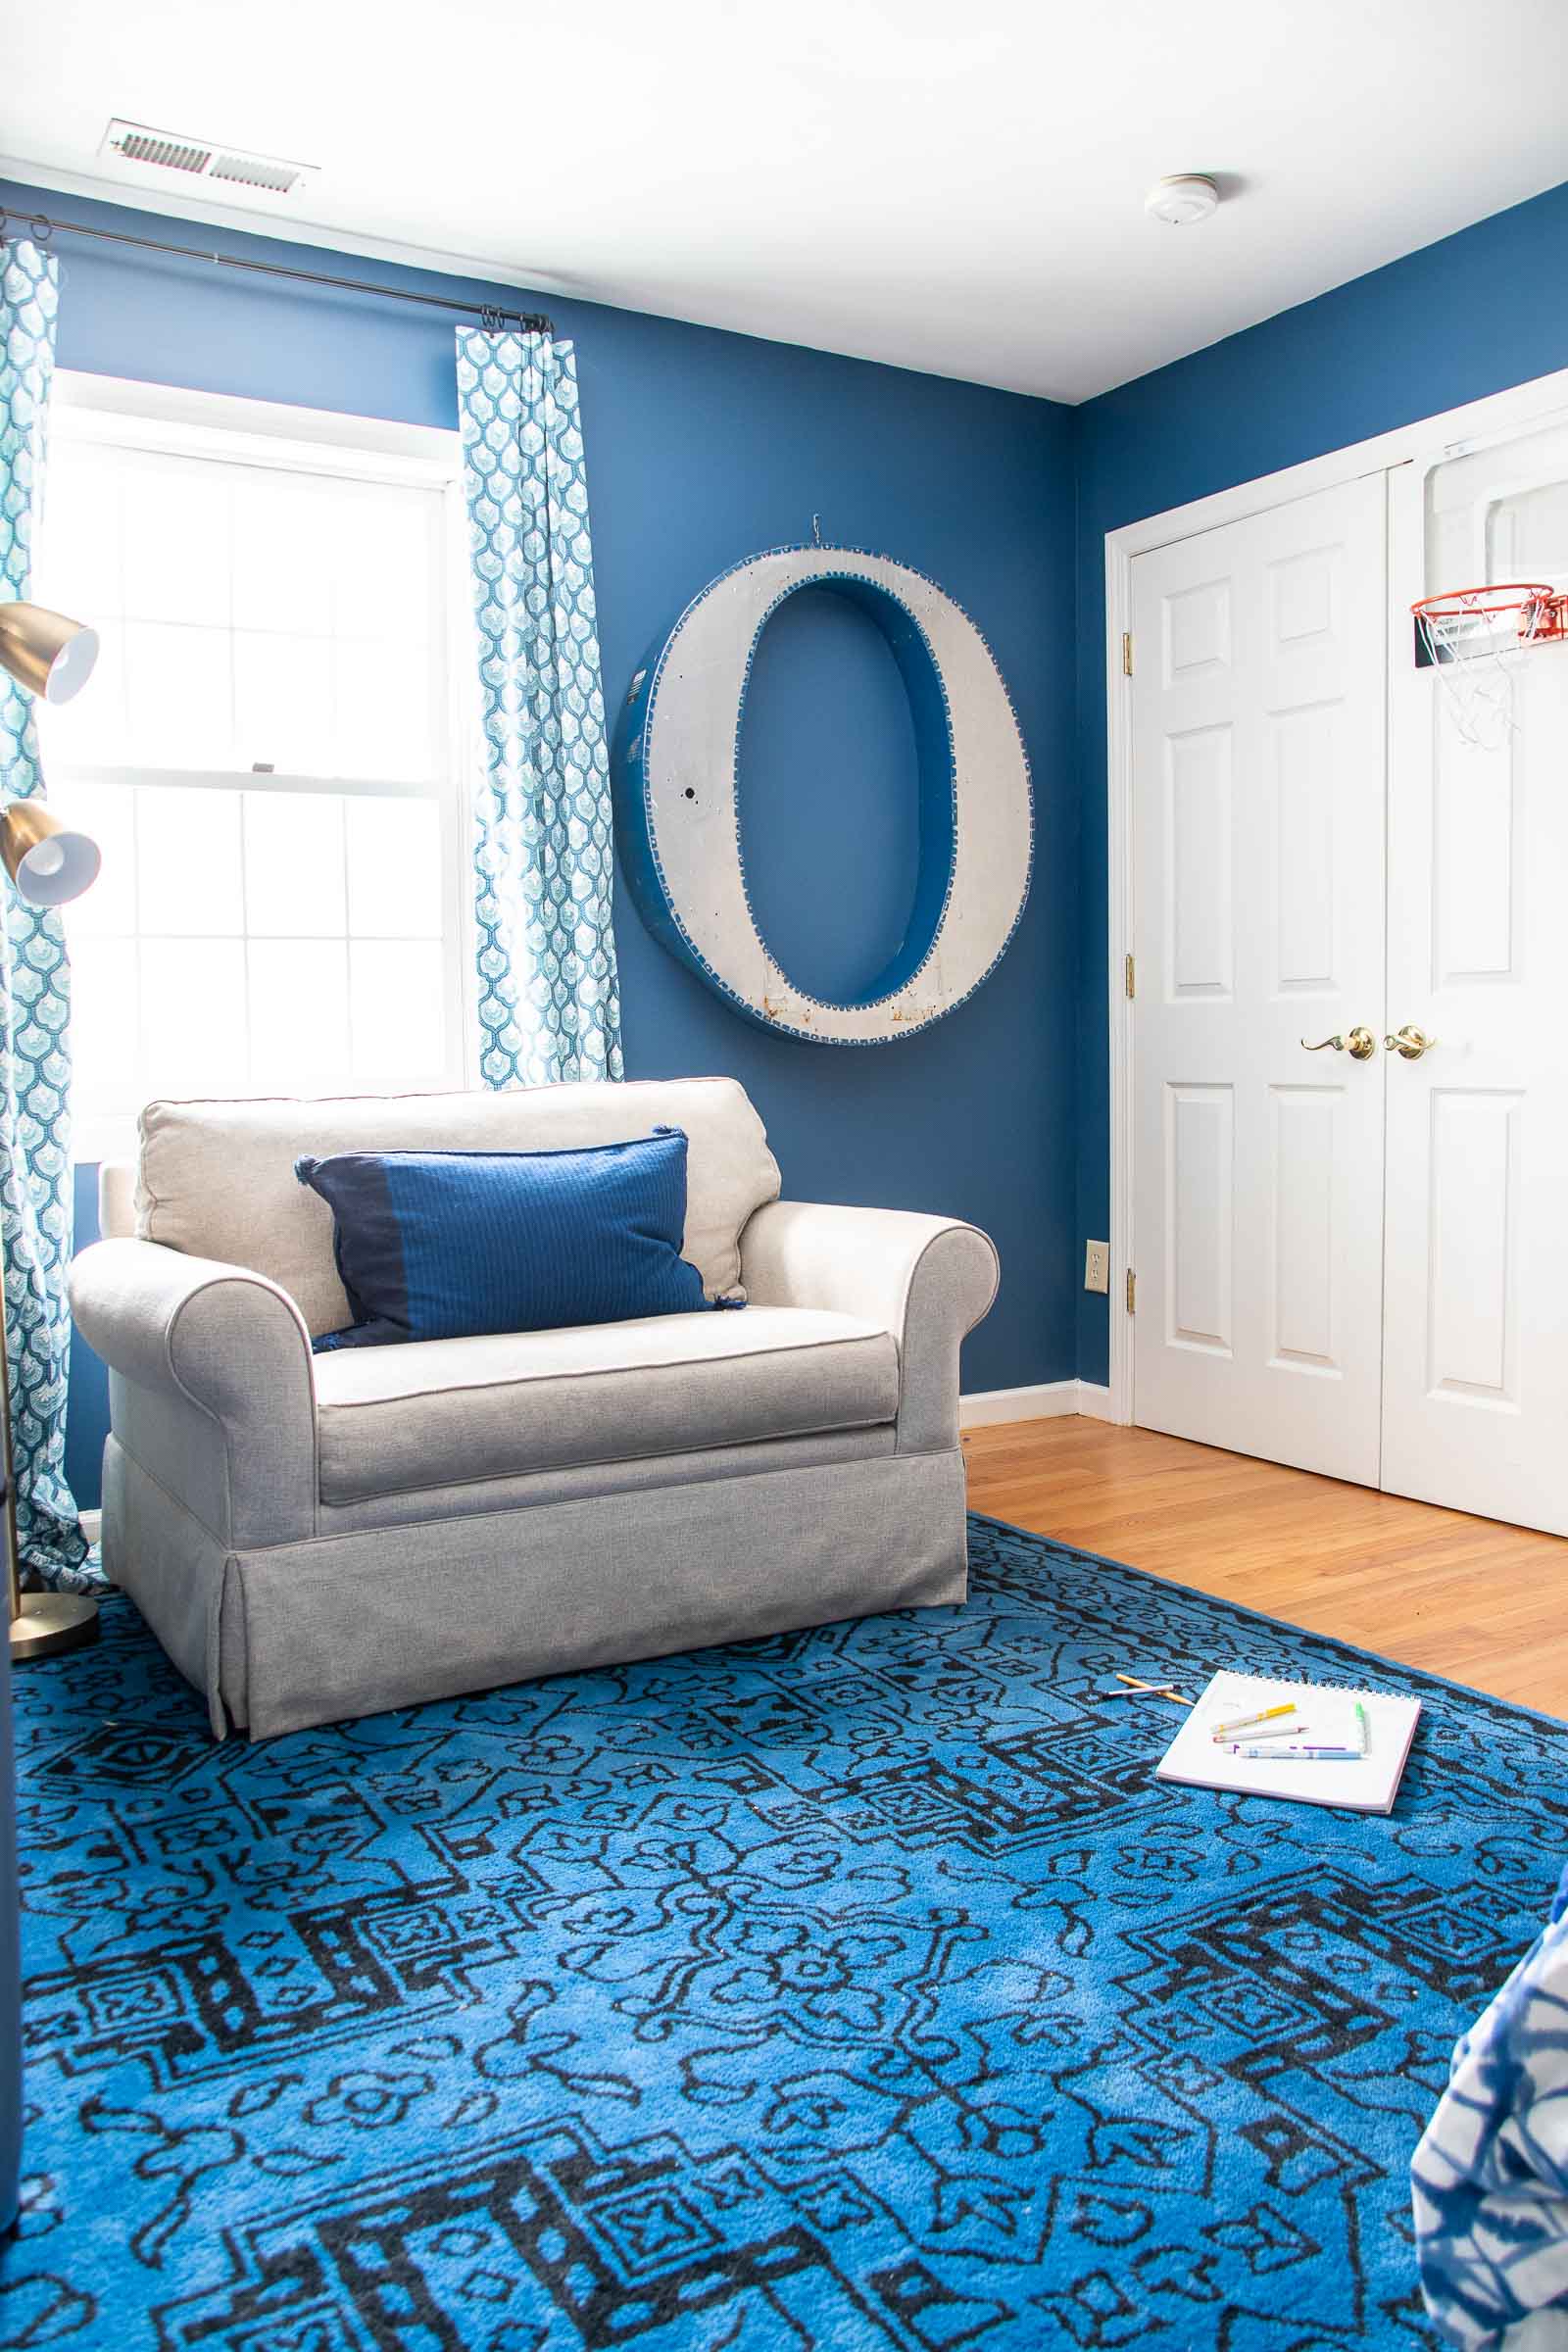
[42,370,482,1162]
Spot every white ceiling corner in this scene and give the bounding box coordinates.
[2,0,1565,405]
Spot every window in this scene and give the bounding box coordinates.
[32,376,476,1158]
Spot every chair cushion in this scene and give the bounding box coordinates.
[135,1077,781,1340]
[297,1130,712,1350]
[312,1306,900,1503]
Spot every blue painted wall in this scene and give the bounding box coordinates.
[1071,176,1568,1385]
[30,165,1568,1497]
[0,180,1078,1506]
[64,1167,105,1510]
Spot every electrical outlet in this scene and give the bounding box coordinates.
[1084,1240,1109,1294]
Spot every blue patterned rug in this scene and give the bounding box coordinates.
[5,1513,1566,2351]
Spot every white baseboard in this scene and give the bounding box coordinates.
[960,1379,1077,1427]
[960,1379,1117,1429]
[1074,1382,1116,1422]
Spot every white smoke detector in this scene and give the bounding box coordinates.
[1145,174,1220,227]
[99,120,318,202]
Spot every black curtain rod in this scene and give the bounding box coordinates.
[0,205,555,336]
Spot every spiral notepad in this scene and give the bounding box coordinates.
[1154,1669,1422,1814]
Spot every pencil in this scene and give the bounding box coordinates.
[1226,1742,1364,1760]
[1211,1702,1298,1739]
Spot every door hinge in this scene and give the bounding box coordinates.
[1124,953,1136,999]
[1121,631,1133,677]
[1125,1268,1136,1314]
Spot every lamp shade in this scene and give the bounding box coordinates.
[0,803,100,907]
[0,604,99,706]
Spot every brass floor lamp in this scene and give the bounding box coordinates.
[0,602,102,1661]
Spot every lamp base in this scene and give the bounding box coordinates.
[9,1592,99,1661]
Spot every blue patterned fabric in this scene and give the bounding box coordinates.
[0,1641,20,2235]
[1412,1865,1568,2347]
[296,1127,709,1350]
[456,326,622,1091]
[6,1515,1567,2348]
[0,238,92,1592]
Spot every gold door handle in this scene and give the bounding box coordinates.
[1300,1026,1377,1060]
[1384,1024,1436,1060]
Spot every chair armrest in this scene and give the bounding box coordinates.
[70,1239,317,1546]
[740,1201,999,1452]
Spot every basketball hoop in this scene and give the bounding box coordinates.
[1411,581,1568,751]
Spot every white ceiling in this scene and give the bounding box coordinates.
[3,0,1567,404]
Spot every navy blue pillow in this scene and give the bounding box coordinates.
[295,1125,712,1352]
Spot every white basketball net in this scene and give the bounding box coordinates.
[1415,587,1556,754]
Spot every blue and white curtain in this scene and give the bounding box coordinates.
[455,326,622,1088]
[0,239,93,1591]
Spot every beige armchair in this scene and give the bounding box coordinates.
[70,1077,999,1740]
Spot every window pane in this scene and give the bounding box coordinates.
[36,623,131,768]
[52,778,137,941]
[233,631,333,775]
[244,790,347,938]
[334,639,434,781]
[69,939,141,1117]
[350,940,446,1089]
[138,785,244,936]
[331,479,436,643]
[35,442,123,620]
[124,621,234,768]
[139,939,247,1099]
[38,407,466,1133]
[345,796,443,937]
[122,452,231,629]
[248,940,350,1095]
[231,467,336,636]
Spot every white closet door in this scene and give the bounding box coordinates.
[1131,475,1389,1482]
[1381,461,1568,1533]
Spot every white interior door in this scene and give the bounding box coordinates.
[1381,445,1568,1534]
[1131,475,1389,1482]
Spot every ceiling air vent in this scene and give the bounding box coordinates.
[110,127,212,175]
[208,152,303,195]
[99,120,318,201]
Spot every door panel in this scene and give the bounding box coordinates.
[1131,475,1388,1482]
[1269,1084,1341,1371]
[1166,1082,1234,1352]
[1381,459,1568,1532]
[1425,1090,1520,1401]
[1167,727,1235,996]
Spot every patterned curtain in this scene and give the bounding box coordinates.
[455,327,622,1088]
[0,240,92,1592]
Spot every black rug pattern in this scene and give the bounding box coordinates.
[4,1513,1565,2350]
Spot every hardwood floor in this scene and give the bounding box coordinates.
[962,1414,1568,1718]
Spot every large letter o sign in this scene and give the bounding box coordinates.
[613,545,1032,1044]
